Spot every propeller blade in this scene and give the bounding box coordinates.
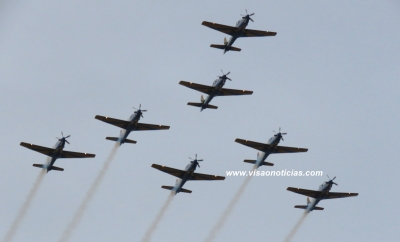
[332,176,336,181]
[281,137,284,141]
[142,110,147,112]
[189,157,193,160]
[249,17,254,22]
[327,175,330,180]
[226,71,230,75]
[197,164,200,168]
[65,140,70,144]
[195,154,197,159]
[139,104,141,109]
[249,13,255,16]
[333,182,338,186]
[56,137,60,140]
[197,159,203,161]
[65,135,70,138]
[281,133,287,135]
[61,132,64,137]
[227,77,232,81]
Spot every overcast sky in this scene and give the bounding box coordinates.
[1,1,399,241]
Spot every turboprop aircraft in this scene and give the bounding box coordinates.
[287,176,359,213]
[235,128,308,169]
[95,104,170,145]
[179,70,253,111]
[202,10,277,53]
[20,132,95,172]
[151,154,225,195]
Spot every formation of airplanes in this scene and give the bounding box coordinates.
[18,10,357,222]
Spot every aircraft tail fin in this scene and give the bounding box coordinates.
[210,44,241,52]
[243,160,274,166]
[201,95,205,103]
[187,102,218,110]
[161,186,192,194]
[224,37,228,45]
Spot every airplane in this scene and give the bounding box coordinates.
[179,70,253,111]
[95,104,170,145]
[202,10,277,54]
[151,154,225,195]
[20,132,95,172]
[287,176,359,213]
[235,128,308,169]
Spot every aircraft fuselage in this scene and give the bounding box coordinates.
[118,112,141,145]
[46,139,66,172]
[224,18,250,53]
[305,183,333,212]
[201,77,227,111]
[171,161,199,194]
[254,134,282,169]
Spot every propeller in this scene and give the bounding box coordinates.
[189,154,203,168]
[273,127,287,141]
[56,132,70,144]
[326,175,338,186]
[133,104,147,118]
[241,9,254,22]
[218,70,232,81]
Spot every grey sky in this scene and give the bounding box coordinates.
[1,0,399,241]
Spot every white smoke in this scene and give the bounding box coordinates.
[58,143,119,242]
[3,169,46,242]
[142,192,174,242]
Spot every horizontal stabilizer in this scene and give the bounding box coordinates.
[161,186,173,190]
[210,44,241,52]
[161,186,192,193]
[243,160,274,166]
[33,164,44,169]
[294,205,323,210]
[180,188,192,193]
[106,137,119,141]
[210,44,225,50]
[124,139,137,144]
[50,166,64,171]
[187,102,218,109]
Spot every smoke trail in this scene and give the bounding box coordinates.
[142,192,174,242]
[283,212,308,242]
[205,171,254,242]
[58,143,119,242]
[3,169,46,242]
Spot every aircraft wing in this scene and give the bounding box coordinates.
[95,115,130,129]
[242,28,277,37]
[20,142,55,157]
[235,139,269,152]
[135,123,170,131]
[272,145,308,154]
[179,81,214,95]
[201,21,238,36]
[151,164,185,179]
[217,88,253,96]
[60,150,96,158]
[190,172,225,181]
[287,187,321,199]
[324,192,359,199]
